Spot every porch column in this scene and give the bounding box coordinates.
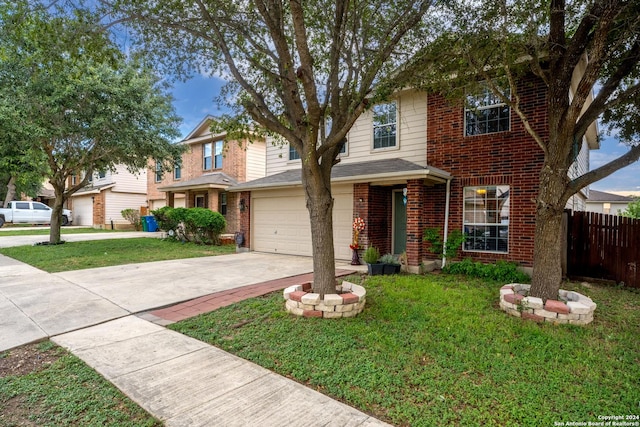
[207,189,219,211]
[184,190,192,208]
[406,179,425,273]
[353,183,370,248]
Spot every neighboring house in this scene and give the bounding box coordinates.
[68,167,148,228]
[230,69,598,272]
[147,115,266,233]
[586,190,635,215]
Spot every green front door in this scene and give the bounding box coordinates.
[393,190,407,254]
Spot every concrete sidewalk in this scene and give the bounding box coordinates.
[53,316,388,426]
[0,230,163,248]
[1,247,385,425]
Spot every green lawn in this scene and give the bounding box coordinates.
[0,342,160,426]
[0,227,120,236]
[0,238,236,272]
[171,274,640,427]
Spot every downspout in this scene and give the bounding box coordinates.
[442,177,452,268]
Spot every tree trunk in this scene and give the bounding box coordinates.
[302,166,336,298]
[529,166,567,301]
[3,176,16,208]
[49,184,66,244]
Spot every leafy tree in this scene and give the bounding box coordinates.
[106,0,439,296]
[0,1,183,243]
[621,198,640,219]
[406,0,640,301]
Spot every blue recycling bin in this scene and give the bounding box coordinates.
[144,215,158,232]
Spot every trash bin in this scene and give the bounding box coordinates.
[146,215,158,232]
[141,216,148,232]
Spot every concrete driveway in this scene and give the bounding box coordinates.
[0,251,314,352]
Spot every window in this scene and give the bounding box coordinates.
[32,202,49,210]
[15,202,29,209]
[98,171,106,179]
[155,161,163,182]
[373,101,397,149]
[174,162,181,180]
[465,83,510,136]
[195,194,205,208]
[204,141,223,169]
[71,174,77,186]
[204,143,212,169]
[289,144,300,161]
[463,185,510,253]
[219,192,227,216]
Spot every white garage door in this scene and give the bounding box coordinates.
[252,186,353,260]
[72,196,93,226]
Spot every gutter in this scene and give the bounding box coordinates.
[442,177,452,269]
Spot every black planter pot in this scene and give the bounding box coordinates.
[383,264,401,275]
[367,263,385,275]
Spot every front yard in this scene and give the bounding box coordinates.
[171,274,640,427]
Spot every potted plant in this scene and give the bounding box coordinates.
[379,253,401,274]
[363,246,383,275]
[349,217,366,265]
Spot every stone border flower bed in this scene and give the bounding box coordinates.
[283,281,366,318]
[500,284,597,325]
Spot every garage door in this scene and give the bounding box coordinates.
[252,186,353,260]
[72,196,93,226]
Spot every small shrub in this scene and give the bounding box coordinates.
[363,246,381,264]
[423,228,466,260]
[379,253,400,265]
[444,258,530,283]
[121,208,141,230]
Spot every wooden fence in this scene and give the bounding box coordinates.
[566,210,640,288]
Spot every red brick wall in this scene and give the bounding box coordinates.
[426,75,548,266]
[237,191,251,248]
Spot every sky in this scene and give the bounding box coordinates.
[169,76,640,195]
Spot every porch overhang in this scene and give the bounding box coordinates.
[71,183,116,196]
[228,158,452,192]
[158,172,238,192]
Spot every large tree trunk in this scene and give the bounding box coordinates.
[302,164,336,298]
[49,183,66,244]
[529,164,569,301]
[3,176,16,208]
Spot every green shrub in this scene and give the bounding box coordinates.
[444,259,530,283]
[121,208,141,230]
[152,206,226,245]
[379,253,400,265]
[363,246,381,264]
[184,208,226,245]
[423,228,467,260]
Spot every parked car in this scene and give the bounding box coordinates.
[0,201,72,227]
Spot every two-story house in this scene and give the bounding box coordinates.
[147,116,266,233]
[230,70,597,272]
[69,167,148,228]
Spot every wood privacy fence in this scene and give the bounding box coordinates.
[566,210,640,288]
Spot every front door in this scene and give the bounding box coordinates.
[393,190,407,254]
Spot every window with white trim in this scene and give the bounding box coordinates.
[174,162,181,180]
[204,143,212,169]
[214,140,223,168]
[373,101,397,149]
[289,144,300,161]
[463,185,510,253]
[155,161,163,182]
[465,83,510,136]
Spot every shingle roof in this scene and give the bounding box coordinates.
[587,190,635,202]
[229,158,451,191]
[158,173,238,191]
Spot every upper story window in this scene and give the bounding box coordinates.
[204,141,224,170]
[465,83,510,136]
[289,144,300,161]
[98,171,106,179]
[174,162,181,180]
[373,101,397,149]
[155,160,163,182]
[463,185,510,253]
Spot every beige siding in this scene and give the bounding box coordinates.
[246,139,267,181]
[110,166,147,194]
[105,191,148,225]
[265,90,428,176]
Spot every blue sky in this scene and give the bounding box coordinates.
[169,76,640,194]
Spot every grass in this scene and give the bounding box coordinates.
[0,238,236,272]
[0,341,160,426]
[171,274,640,427]
[0,227,120,236]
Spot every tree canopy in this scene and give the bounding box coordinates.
[401,0,640,300]
[0,1,183,242]
[105,0,441,295]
